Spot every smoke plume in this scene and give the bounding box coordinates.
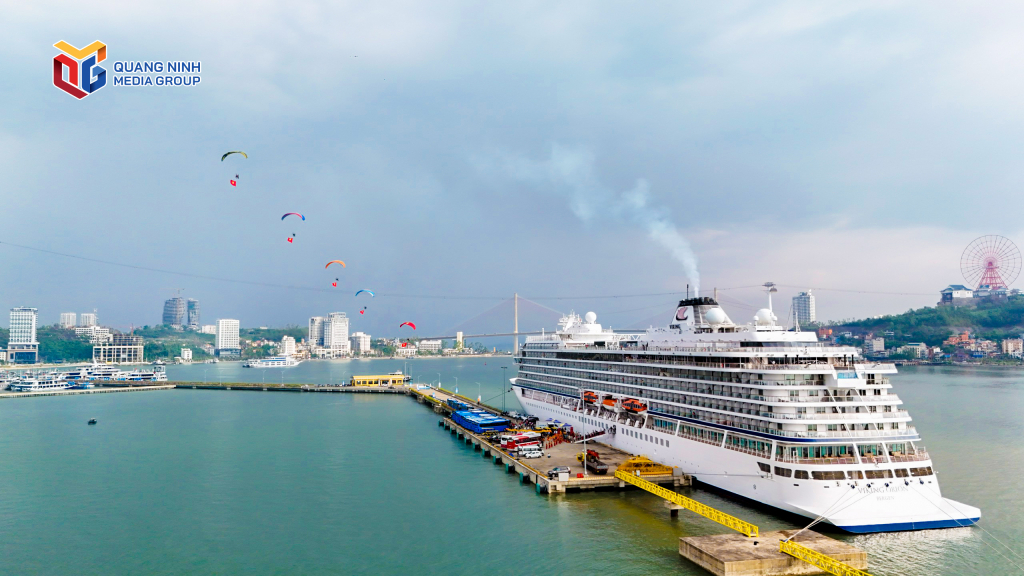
[498,144,700,294]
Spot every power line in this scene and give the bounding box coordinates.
[0,240,695,302]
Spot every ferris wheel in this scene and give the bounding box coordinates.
[960,235,1022,290]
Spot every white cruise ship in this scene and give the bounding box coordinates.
[511,293,980,533]
[243,356,300,368]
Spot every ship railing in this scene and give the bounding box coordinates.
[723,443,773,458]
[889,451,930,463]
[761,412,906,421]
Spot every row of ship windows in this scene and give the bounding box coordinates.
[520,379,902,438]
[757,462,934,479]
[523,385,919,464]
[522,351,864,374]
[521,374,898,425]
[520,358,829,387]
[621,427,670,448]
[521,367,890,409]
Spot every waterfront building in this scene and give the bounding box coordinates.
[308,316,326,346]
[864,337,884,354]
[59,312,77,328]
[418,339,443,353]
[280,335,297,357]
[181,348,193,362]
[200,324,217,335]
[215,319,241,356]
[1001,338,1023,357]
[396,345,417,358]
[75,326,113,343]
[350,332,371,355]
[186,299,200,330]
[324,313,350,356]
[93,334,144,364]
[79,312,98,327]
[9,307,39,364]
[512,298,979,533]
[896,343,929,358]
[792,290,815,325]
[163,297,186,328]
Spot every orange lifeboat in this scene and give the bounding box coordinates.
[622,399,647,413]
[601,398,617,408]
[583,391,597,404]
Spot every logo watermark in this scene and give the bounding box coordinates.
[53,40,202,98]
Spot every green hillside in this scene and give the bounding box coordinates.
[831,297,1024,347]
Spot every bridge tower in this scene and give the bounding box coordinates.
[513,293,519,355]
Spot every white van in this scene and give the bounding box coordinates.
[519,446,544,459]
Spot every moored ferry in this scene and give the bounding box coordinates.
[511,291,980,533]
[243,356,301,368]
[9,377,75,392]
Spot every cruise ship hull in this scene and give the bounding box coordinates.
[514,385,979,533]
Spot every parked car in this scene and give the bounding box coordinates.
[547,466,571,479]
[521,450,543,459]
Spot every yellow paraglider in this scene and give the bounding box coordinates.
[221,151,248,161]
[325,260,346,268]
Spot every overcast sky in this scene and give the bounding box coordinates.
[3,1,1023,336]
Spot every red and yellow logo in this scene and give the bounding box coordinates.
[53,40,107,99]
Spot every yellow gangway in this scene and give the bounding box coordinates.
[614,470,759,537]
[779,539,873,576]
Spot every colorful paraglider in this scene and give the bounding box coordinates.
[221,151,248,161]
[355,289,375,297]
[399,322,416,330]
[281,213,305,221]
[325,260,346,269]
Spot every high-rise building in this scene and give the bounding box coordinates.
[163,297,186,327]
[350,332,371,355]
[186,299,200,330]
[59,312,77,328]
[9,307,39,363]
[215,319,241,356]
[200,324,217,335]
[792,290,816,326]
[324,312,350,355]
[79,313,98,327]
[308,316,326,346]
[93,334,144,364]
[280,335,296,357]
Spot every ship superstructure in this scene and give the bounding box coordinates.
[511,294,980,533]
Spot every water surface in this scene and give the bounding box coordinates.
[0,360,1020,575]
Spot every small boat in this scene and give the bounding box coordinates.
[88,418,97,425]
[583,391,598,404]
[622,398,647,413]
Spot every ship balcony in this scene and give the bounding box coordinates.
[776,455,858,466]
[787,427,918,439]
[761,410,910,421]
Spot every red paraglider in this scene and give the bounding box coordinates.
[399,322,416,330]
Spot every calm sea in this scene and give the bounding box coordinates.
[0,359,1019,575]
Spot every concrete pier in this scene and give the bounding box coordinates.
[0,384,175,400]
[679,530,867,576]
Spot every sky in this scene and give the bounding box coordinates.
[3,1,1024,338]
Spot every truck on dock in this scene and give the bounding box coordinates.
[576,449,609,475]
